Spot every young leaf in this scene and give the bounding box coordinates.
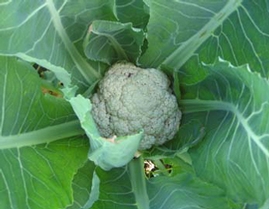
[115,0,150,29]
[143,120,205,159]
[69,95,143,171]
[181,58,269,206]
[84,20,145,65]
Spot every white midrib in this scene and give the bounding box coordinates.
[45,0,101,83]
[180,99,269,158]
[0,63,7,135]
[160,0,244,69]
[0,120,84,149]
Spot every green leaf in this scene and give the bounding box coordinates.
[0,56,88,208]
[143,120,205,159]
[115,0,150,29]
[69,161,141,209]
[0,138,89,209]
[140,0,269,85]
[129,158,150,209]
[79,159,149,209]
[0,0,118,89]
[187,0,269,80]
[91,166,137,209]
[84,20,146,65]
[180,58,269,205]
[0,56,83,146]
[139,0,242,69]
[78,158,239,209]
[69,95,143,171]
[260,199,269,209]
[67,161,99,209]
[147,172,239,209]
[2,1,269,208]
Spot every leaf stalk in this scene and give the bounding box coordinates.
[128,157,150,209]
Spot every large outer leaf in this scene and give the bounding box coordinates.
[0,57,83,146]
[0,56,88,208]
[0,139,88,209]
[0,0,118,90]
[139,0,235,68]
[193,0,269,79]
[180,59,269,205]
[73,159,237,209]
[147,172,236,209]
[140,0,269,83]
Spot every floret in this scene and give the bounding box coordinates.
[91,62,181,150]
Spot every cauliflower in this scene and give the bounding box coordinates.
[91,62,181,150]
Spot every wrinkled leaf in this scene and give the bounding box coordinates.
[84,20,145,65]
[115,0,149,29]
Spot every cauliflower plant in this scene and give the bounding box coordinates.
[91,62,182,150]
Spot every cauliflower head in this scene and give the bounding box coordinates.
[91,62,182,150]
